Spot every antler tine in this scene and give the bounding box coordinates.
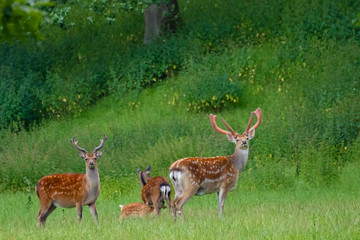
[220,118,237,136]
[70,137,87,153]
[209,114,231,135]
[93,134,107,153]
[244,112,254,134]
[248,108,262,133]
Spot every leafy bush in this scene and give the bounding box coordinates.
[38,70,102,119]
[0,0,51,42]
[108,36,186,99]
[182,51,248,112]
[0,42,51,129]
[184,71,242,112]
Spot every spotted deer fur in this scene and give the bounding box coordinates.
[169,108,262,221]
[119,202,154,220]
[137,166,171,214]
[35,135,106,226]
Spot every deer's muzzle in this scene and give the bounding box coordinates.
[89,162,95,169]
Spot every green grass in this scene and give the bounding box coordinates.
[1,162,359,239]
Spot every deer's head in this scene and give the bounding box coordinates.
[209,108,262,150]
[70,134,107,170]
[137,166,151,187]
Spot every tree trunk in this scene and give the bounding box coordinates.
[143,0,181,44]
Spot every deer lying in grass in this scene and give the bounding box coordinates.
[137,166,171,214]
[35,134,106,226]
[119,203,154,220]
[169,108,262,221]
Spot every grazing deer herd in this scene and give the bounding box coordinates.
[36,108,262,225]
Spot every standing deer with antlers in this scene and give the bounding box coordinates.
[169,108,262,221]
[35,134,106,226]
[137,166,172,214]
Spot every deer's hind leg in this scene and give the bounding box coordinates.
[37,199,56,227]
[151,194,162,215]
[173,185,199,221]
[217,187,229,217]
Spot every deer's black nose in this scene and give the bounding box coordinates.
[89,162,95,169]
[242,140,247,145]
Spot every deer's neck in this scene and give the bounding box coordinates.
[229,148,249,172]
[140,174,147,187]
[85,167,100,189]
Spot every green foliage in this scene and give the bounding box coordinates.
[38,70,101,119]
[48,5,72,28]
[183,56,243,112]
[0,42,50,129]
[2,0,360,129]
[108,37,184,99]
[0,0,52,42]
[353,13,360,28]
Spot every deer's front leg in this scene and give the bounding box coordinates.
[217,188,229,217]
[89,203,98,224]
[76,203,83,222]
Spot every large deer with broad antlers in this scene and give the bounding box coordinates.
[169,108,262,221]
[35,134,106,226]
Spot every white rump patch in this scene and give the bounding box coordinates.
[170,170,183,194]
[160,185,171,198]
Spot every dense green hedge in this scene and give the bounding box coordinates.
[1,0,359,129]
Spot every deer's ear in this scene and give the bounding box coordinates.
[96,151,103,158]
[248,129,255,140]
[145,165,151,173]
[226,133,237,144]
[78,152,86,159]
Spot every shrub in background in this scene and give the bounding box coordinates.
[108,36,184,100]
[0,42,51,129]
[183,54,244,112]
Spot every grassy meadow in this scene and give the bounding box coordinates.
[1,164,359,239]
[1,0,360,239]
